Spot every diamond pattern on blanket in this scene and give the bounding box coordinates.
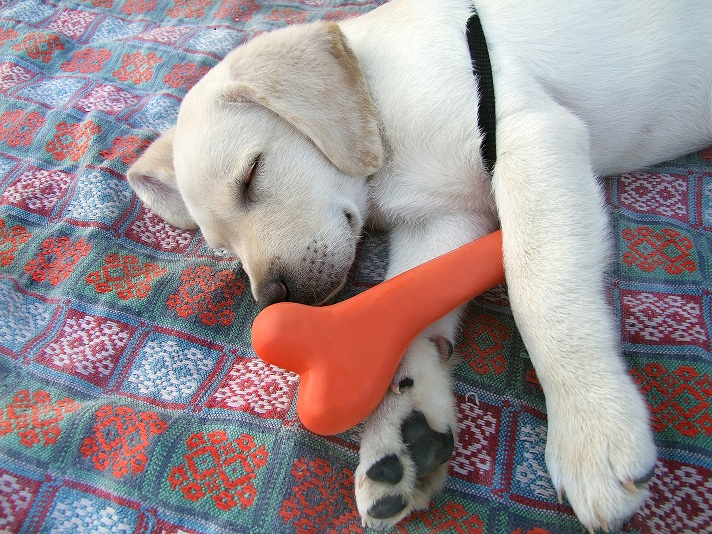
[135,25,193,45]
[627,458,712,533]
[0,279,54,356]
[123,333,220,404]
[73,84,141,115]
[128,94,180,130]
[0,468,42,533]
[42,487,138,534]
[34,310,135,387]
[123,205,195,253]
[618,172,690,222]
[164,428,271,518]
[0,62,37,94]
[2,0,55,24]
[1,166,74,216]
[621,289,710,349]
[0,389,81,449]
[450,396,499,486]
[45,8,99,40]
[509,412,557,504]
[0,218,32,267]
[621,225,699,279]
[64,169,134,225]
[205,357,298,418]
[80,405,167,478]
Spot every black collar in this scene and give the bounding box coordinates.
[467,12,496,175]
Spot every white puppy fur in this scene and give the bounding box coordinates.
[127,0,712,531]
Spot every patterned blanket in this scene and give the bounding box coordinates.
[0,1,710,532]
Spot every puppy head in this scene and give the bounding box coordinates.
[128,22,383,308]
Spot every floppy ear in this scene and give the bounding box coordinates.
[126,127,198,230]
[225,22,383,177]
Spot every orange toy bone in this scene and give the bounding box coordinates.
[251,230,505,435]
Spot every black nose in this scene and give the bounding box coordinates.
[258,279,288,309]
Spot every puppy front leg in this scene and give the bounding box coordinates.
[493,108,656,531]
[355,214,494,529]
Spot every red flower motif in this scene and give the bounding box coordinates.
[122,0,158,14]
[168,431,268,511]
[85,254,167,300]
[397,501,484,533]
[25,236,91,286]
[265,8,307,25]
[12,32,64,63]
[163,63,210,89]
[216,0,259,22]
[99,135,151,165]
[632,362,712,438]
[0,28,18,46]
[45,120,102,162]
[280,457,361,532]
[167,0,213,19]
[458,313,512,376]
[0,390,81,448]
[0,219,32,267]
[113,51,163,84]
[167,265,245,326]
[0,109,46,147]
[80,405,167,478]
[622,226,697,275]
[83,0,114,7]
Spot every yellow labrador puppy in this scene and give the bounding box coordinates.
[128,0,712,530]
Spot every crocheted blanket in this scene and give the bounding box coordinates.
[0,1,710,532]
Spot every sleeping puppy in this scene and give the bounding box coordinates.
[127,0,712,530]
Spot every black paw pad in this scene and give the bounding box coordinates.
[398,377,414,390]
[368,494,408,519]
[367,454,404,484]
[401,411,454,478]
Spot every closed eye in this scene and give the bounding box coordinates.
[242,154,261,203]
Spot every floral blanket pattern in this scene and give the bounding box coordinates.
[0,1,710,532]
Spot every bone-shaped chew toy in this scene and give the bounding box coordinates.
[251,230,504,435]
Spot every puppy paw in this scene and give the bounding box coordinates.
[545,382,657,533]
[355,337,457,529]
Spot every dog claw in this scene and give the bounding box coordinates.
[587,525,595,534]
[357,473,367,489]
[621,465,656,494]
[622,478,638,493]
[556,487,563,504]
